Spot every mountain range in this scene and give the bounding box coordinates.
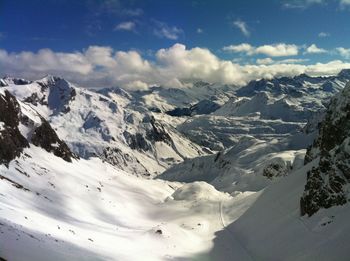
[1,69,350,260]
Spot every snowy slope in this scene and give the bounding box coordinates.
[0,89,255,261]
[0,145,260,261]
[160,135,306,193]
[128,81,237,113]
[3,76,206,176]
[208,161,350,261]
[1,71,350,261]
[162,74,350,260]
[175,70,350,151]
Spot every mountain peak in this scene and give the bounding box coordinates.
[37,75,68,86]
[337,68,350,78]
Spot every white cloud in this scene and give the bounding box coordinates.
[114,21,136,31]
[318,32,330,37]
[223,43,254,54]
[153,21,183,40]
[255,43,298,57]
[223,43,299,57]
[197,28,203,34]
[1,44,350,90]
[0,49,92,76]
[256,58,274,65]
[336,47,350,59]
[305,44,327,54]
[233,20,250,37]
[278,58,309,63]
[85,46,117,68]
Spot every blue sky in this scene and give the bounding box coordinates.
[1,0,350,88]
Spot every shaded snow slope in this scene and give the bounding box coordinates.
[0,146,257,261]
[160,135,306,193]
[207,162,350,261]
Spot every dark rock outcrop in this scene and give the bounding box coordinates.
[23,76,76,114]
[301,82,350,216]
[147,116,172,145]
[166,107,192,117]
[31,119,77,162]
[123,131,151,151]
[262,162,289,179]
[0,91,29,166]
[101,147,150,176]
[165,99,220,117]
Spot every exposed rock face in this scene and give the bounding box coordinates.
[0,89,76,165]
[301,82,350,216]
[22,76,76,114]
[0,91,29,166]
[147,116,172,145]
[123,131,151,151]
[262,162,290,179]
[101,147,150,176]
[165,99,220,117]
[31,119,77,162]
[1,77,32,86]
[23,92,48,106]
[123,116,174,152]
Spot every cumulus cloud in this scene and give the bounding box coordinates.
[305,44,327,54]
[223,43,299,57]
[1,44,350,90]
[256,58,274,65]
[233,20,250,37]
[153,21,183,40]
[223,43,254,54]
[114,21,136,31]
[336,47,350,59]
[256,44,299,57]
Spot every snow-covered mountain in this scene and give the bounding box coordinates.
[2,76,206,176]
[175,70,350,151]
[160,70,350,193]
[206,81,350,261]
[1,71,350,260]
[0,86,257,261]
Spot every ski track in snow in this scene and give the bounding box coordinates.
[219,200,254,261]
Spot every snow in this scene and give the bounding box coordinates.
[1,72,350,260]
[160,135,307,193]
[3,77,206,176]
[208,162,350,261]
[0,146,258,261]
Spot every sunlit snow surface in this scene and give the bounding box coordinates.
[0,146,259,261]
